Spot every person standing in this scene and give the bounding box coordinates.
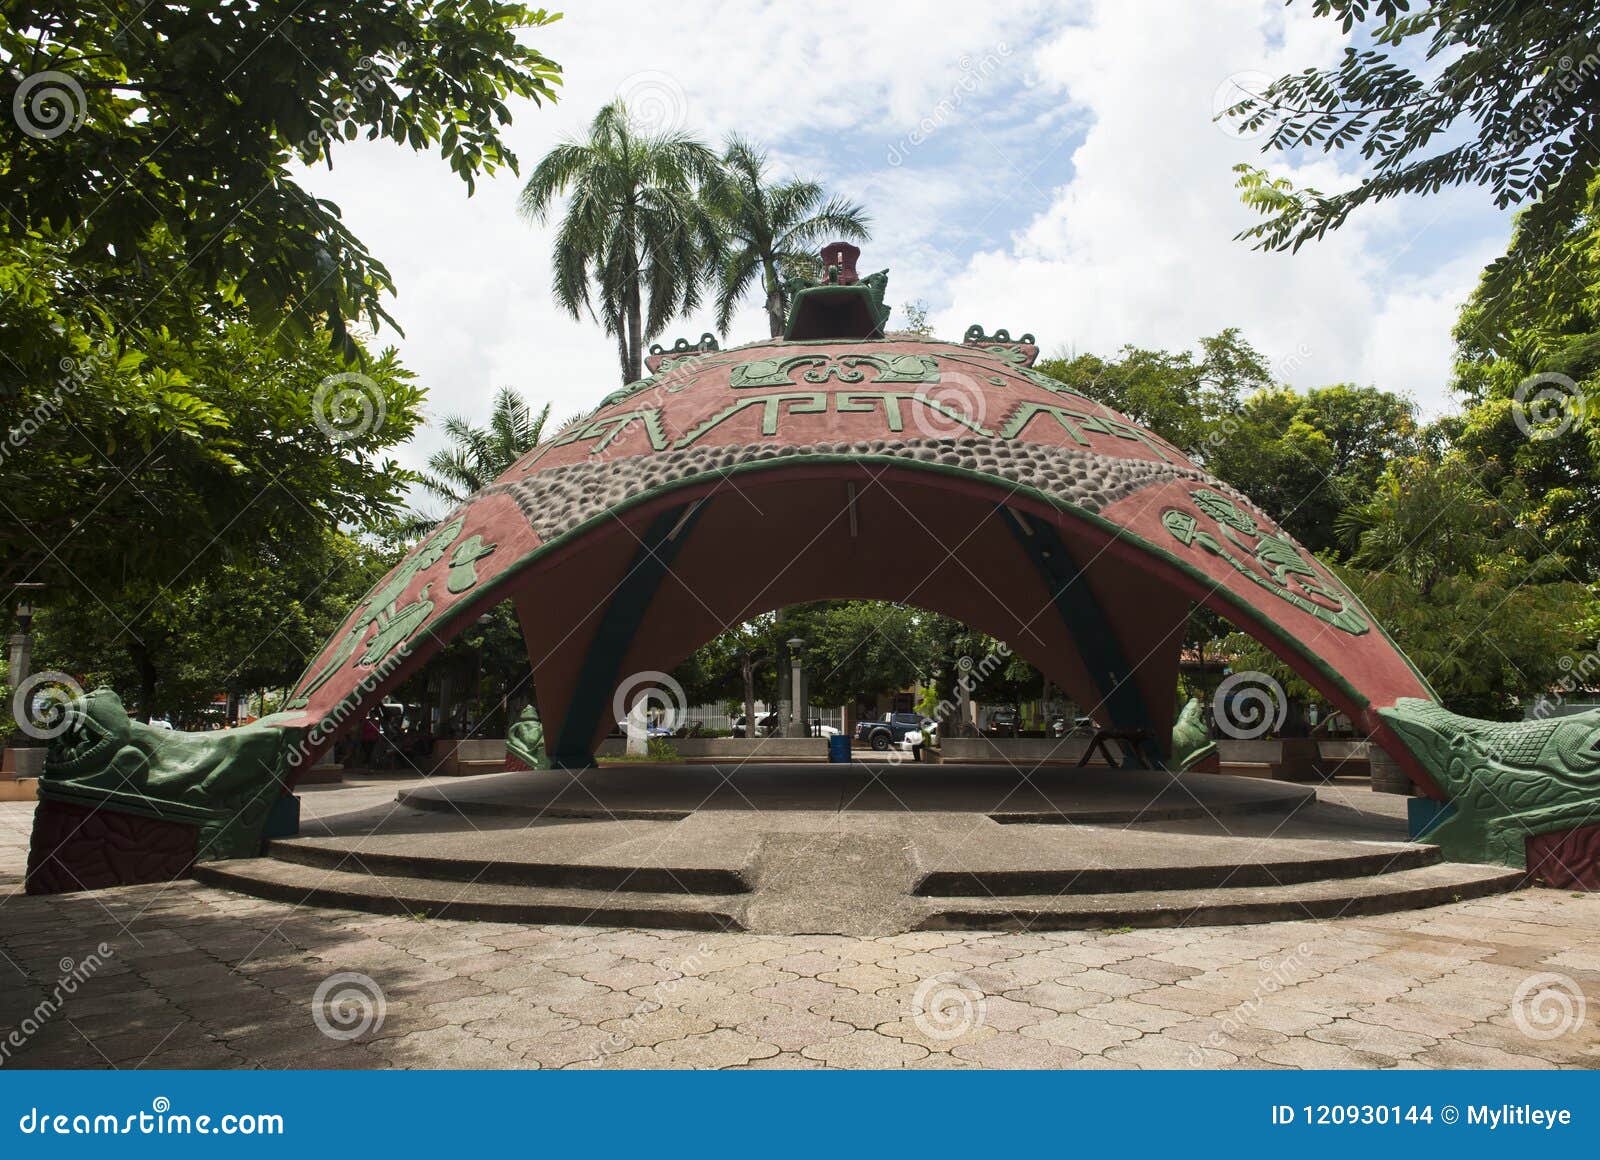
[359,714,380,768]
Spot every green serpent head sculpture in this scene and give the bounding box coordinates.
[1379,697,1600,866]
[40,688,304,860]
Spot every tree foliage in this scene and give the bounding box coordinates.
[519,101,723,384]
[0,243,424,598]
[32,527,392,722]
[707,138,871,337]
[0,2,562,355]
[1228,1,1600,331]
[409,386,551,529]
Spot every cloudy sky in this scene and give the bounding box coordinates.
[300,0,1511,483]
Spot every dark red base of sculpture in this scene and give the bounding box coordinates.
[25,798,198,895]
[1525,824,1600,890]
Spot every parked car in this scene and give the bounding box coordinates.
[1049,714,1098,738]
[854,712,933,751]
[984,706,1020,736]
[731,713,779,738]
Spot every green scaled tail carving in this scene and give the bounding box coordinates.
[1170,697,1218,773]
[1379,697,1600,867]
[506,704,550,771]
[38,688,305,861]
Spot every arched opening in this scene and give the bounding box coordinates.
[507,464,1193,771]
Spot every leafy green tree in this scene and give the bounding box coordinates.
[785,602,930,712]
[1448,177,1600,573]
[1208,384,1420,555]
[519,101,722,383]
[33,528,391,722]
[1228,1,1600,331]
[707,137,871,337]
[1,4,561,713]
[0,278,424,599]
[0,2,562,355]
[1035,329,1272,457]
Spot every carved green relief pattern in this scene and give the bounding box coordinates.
[1015,365,1088,399]
[834,391,991,436]
[546,409,671,456]
[446,535,497,594]
[359,590,434,665]
[654,352,737,382]
[729,353,940,389]
[590,353,739,414]
[1161,491,1368,635]
[674,392,831,446]
[666,390,1184,456]
[286,516,467,708]
[964,324,1036,345]
[997,401,1178,462]
[1380,697,1600,867]
[649,333,719,358]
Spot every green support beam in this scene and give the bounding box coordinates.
[550,501,705,768]
[1003,509,1162,768]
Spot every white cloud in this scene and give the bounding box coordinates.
[934,0,1508,415]
[298,0,1512,485]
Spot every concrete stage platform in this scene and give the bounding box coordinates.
[195,764,1521,934]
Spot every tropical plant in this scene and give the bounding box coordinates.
[0,2,562,357]
[519,101,723,383]
[1226,1,1600,335]
[417,387,551,512]
[0,247,425,598]
[708,137,872,337]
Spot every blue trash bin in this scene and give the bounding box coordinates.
[827,734,851,763]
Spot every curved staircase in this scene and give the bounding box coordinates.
[193,766,1521,935]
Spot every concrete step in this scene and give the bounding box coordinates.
[916,843,1441,896]
[915,862,1523,931]
[193,859,746,931]
[266,836,750,895]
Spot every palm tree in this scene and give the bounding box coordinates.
[519,100,723,384]
[709,137,872,338]
[397,387,551,538]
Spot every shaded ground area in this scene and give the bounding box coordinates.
[1,785,1596,1070]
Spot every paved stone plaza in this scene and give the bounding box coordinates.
[2,788,1596,1070]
